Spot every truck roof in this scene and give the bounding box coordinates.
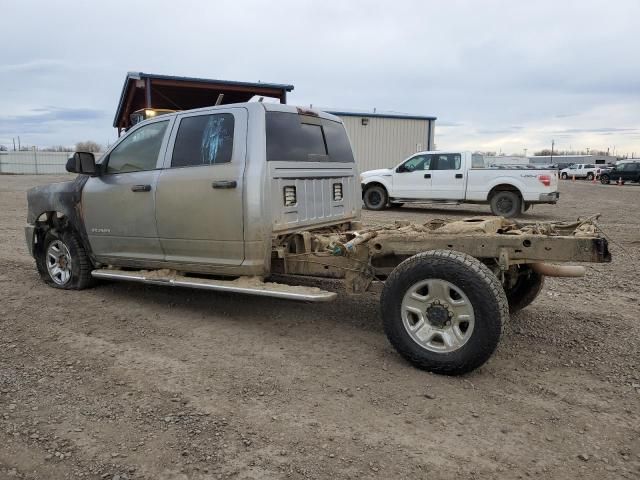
[123,102,344,132]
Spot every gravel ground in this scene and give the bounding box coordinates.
[1,175,639,480]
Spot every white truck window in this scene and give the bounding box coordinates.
[171,113,234,167]
[432,154,462,170]
[400,154,430,172]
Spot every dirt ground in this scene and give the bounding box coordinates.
[1,175,639,480]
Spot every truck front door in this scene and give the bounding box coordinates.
[154,108,247,266]
[82,119,171,262]
[391,154,432,198]
[428,153,466,200]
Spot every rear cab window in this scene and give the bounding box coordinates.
[266,112,354,163]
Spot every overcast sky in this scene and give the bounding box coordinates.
[2,0,639,155]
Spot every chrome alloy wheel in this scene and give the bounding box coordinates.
[46,240,72,286]
[401,279,475,353]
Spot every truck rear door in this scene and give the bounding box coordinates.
[428,153,466,200]
[154,107,247,266]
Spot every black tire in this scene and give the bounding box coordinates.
[600,174,610,184]
[363,185,388,210]
[381,250,509,375]
[504,266,545,314]
[36,229,94,290]
[561,172,568,180]
[489,190,521,218]
[586,172,594,181]
[390,202,404,208]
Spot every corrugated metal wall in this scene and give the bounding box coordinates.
[336,116,434,172]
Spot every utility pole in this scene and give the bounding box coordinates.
[550,139,554,163]
[12,138,16,151]
[17,136,21,151]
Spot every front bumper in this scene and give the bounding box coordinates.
[24,224,36,257]
[538,191,560,203]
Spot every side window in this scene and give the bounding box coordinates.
[432,154,462,170]
[400,154,430,172]
[171,113,234,167]
[106,121,169,174]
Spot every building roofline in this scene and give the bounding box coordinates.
[113,71,295,128]
[326,110,437,121]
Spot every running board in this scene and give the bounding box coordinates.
[91,269,337,302]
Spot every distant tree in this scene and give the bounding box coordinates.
[75,141,103,153]
[42,145,74,152]
[0,145,7,151]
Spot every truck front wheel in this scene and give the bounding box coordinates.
[363,185,388,210]
[36,229,94,290]
[381,250,509,375]
[489,191,521,217]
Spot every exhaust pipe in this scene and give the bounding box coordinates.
[531,263,586,278]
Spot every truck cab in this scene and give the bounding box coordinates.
[26,103,359,278]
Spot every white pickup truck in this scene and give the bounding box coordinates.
[559,164,598,180]
[360,151,559,217]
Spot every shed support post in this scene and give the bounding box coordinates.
[145,77,152,108]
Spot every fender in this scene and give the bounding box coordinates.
[361,171,394,195]
[26,175,94,260]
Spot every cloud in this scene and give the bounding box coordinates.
[0,0,638,153]
[0,107,108,135]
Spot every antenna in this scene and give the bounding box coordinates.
[215,94,224,106]
[258,97,264,103]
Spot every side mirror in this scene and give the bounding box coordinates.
[396,165,405,173]
[66,152,98,175]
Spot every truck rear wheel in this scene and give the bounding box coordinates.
[36,229,94,290]
[363,185,388,210]
[489,191,521,218]
[504,266,544,314]
[381,250,509,375]
[600,174,610,184]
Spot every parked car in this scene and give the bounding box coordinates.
[360,151,559,217]
[559,164,598,180]
[24,103,611,375]
[600,161,640,184]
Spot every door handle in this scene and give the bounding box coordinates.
[455,174,463,179]
[212,180,237,189]
[131,184,151,192]
[424,173,431,179]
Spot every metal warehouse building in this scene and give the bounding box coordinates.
[327,111,437,172]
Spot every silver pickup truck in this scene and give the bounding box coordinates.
[25,102,611,375]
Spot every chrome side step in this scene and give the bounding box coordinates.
[91,269,337,302]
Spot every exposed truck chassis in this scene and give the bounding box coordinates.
[271,215,610,294]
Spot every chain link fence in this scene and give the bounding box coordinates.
[0,151,103,175]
